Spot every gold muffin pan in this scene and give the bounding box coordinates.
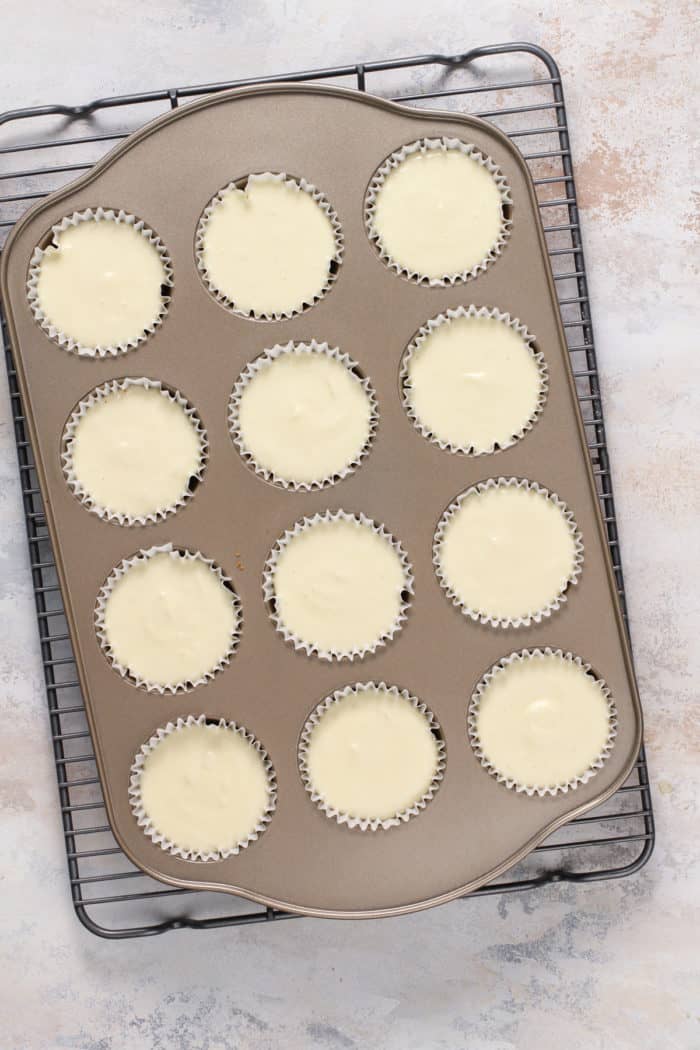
[0,84,642,918]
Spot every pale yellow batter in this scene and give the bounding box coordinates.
[35,217,167,349]
[405,313,543,452]
[200,176,337,315]
[102,550,238,688]
[67,383,202,519]
[474,652,613,789]
[372,146,505,279]
[236,348,373,484]
[436,483,578,622]
[271,517,407,655]
[138,722,271,854]
[305,685,440,821]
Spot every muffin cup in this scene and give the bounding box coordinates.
[262,509,414,661]
[195,172,344,320]
[62,377,208,526]
[27,207,173,357]
[228,339,378,491]
[400,305,548,455]
[298,681,446,831]
[468,647,618,796]
[95,543,241,694]
[364,137,512,286]
[433,477,584,629]
[129,714,277,861]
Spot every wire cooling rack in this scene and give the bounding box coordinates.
[0,42,654,938]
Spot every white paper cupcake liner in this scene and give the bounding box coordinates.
[298,681,446,831]
[262,509,414,661]
[129,714,277,861]
[433,477,584,629]
[95,543,241,694]
[400,305,548,455]
[27,207,173,357]
[468,648,618,796]
[228,339,378,491]
[364,137,513,286]
[195,172,344,320]
[62,377,208,526]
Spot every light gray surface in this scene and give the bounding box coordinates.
[0,2,697,1048]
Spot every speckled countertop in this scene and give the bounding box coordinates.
[0,3,697,1048]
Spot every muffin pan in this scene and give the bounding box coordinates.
[0,83,642,918]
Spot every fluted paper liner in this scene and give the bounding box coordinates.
[433,477,584,629]
[195,172,344,320]
[263,509,414,661]
[364,137,512,286]
[62,377,208,526]
[129,714,277,861]
[298,682,446,831]
[468,648,618,796]
[400,305,548,455]
[229,339,378,491]
[95,543,241,693]
[27,207,173,357]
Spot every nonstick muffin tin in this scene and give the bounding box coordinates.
[0,84,643,919]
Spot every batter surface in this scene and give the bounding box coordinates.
[372,147,505,279]
[68,383,202,519]
[271,517,407,656]
[200,176,337,315]
[35,217,167,349]
[138,722,270,854]
[405,313,542,452]
[236,348,372,484]
[102,550,238,688]
[474,652,613,789]
[436,483,578,622]
[305,685,440,821]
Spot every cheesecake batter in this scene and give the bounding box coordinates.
[200,176,337,315]
[35,216,167,349]
[68,382,202,519]
[305,685,440,821]
[236,347,372,484]
[474,652,613,789]
[138,721,271,854]
[271,516,407,656]
[436,483,578,622]
[405,313,542,452]
[372,146,505,279]
[102,550,238,688]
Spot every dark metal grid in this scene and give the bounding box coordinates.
[0,42,654,939]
